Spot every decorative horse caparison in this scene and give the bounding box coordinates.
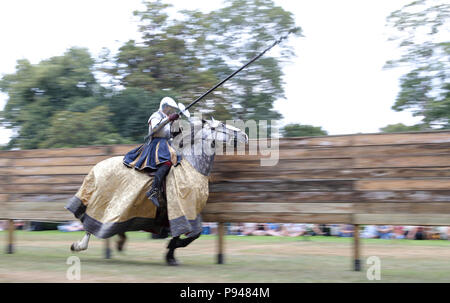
[66,118,248,265]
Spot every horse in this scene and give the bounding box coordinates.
[66,117,248,265]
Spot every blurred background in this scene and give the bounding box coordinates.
[0,0,448,149]
[0,0,449,283]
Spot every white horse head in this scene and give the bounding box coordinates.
[173,117,248,152]
[203,117,249,147]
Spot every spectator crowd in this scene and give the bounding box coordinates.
[0,220,448,240]
[200,222,450,240]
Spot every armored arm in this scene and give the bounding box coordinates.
[149,116,170,138]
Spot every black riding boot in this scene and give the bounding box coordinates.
[146,164,171,207]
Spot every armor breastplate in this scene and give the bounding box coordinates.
[148,111,171,138]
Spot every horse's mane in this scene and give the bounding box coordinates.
[172,118,208,151]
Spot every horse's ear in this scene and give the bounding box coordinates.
[210,117,221,128]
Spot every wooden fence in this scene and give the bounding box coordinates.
[1,131,449,271]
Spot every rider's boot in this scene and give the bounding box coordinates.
[146,162,171,208]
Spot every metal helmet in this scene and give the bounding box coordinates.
[159,97,179,115]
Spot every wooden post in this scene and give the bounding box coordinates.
[104,239,112,259]
[353,224,361,271]
[6,219,14,254]
[217,222,225,264]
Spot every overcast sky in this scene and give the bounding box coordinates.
[0,0,422,144]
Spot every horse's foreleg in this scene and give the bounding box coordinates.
[70,232,91,252]
[166,232,201,266]
[166,236,179,266]
[116,232,127,252]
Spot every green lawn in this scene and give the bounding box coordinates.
[0,231,448,282]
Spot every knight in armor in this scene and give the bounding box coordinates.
[123,97,182,207]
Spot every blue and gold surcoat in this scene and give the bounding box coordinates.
[123,111,181,170]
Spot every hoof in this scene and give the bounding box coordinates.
[70,243,76,252]
[166,258,179,266]
[116,233,127,252]
[116,240,125,252]
[166,251,179,266]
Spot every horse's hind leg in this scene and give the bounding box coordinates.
[166,247,177,266]
[166,232,201,266]
[70,232,91,252]
[116,232,127,252]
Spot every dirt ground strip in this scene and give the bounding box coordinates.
[0,233,449,282]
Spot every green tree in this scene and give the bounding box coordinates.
[101,0,300,123]
[40,106,132,148]
[206,0,301,123]
[0,47,131,149]
[281,124,328,137]
[379,123,427,133]
[106,87,169,143]
[99,0,226,117]
[385,0,449,128]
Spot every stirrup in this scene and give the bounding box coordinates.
[146,187,160,208]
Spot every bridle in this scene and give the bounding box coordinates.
[175,119,240,150]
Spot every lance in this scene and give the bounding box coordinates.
[144,28,299,142]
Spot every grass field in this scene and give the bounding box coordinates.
[0,231,449,283]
